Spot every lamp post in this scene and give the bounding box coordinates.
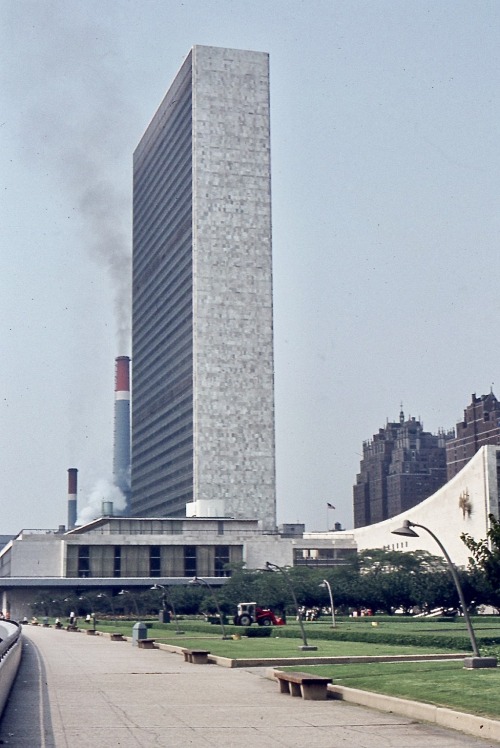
[320,579,336,628]
[118,589,140,619]
[190,577,229,639]
[78,595,96,631]
[392,519,497,668]
[96,592,115,618]
[51,600,63,628]
[265,561,317,651]
[150,584,183,635]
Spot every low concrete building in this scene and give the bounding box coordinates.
[0,516,357,620]
[4,446,495,620]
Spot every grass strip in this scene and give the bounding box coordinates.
[284,660,500,719]
[83,622,462,659]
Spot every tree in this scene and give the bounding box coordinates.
[349,548,451,613]
[462,514,500,607]
[217,565,262,612]
[410,569,457,612]
[357,548,447,575]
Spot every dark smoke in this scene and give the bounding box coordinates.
[2,1,133,351]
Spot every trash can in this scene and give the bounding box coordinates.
[132,621,148,647]
[159,609,170,623]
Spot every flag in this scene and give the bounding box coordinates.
[327,502,335,509]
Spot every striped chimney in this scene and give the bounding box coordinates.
[113,356,131,514]
[67,468,78,530]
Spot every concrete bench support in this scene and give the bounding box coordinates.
[275,671,332,700]
[182,649,210,664]
[137,638,156,649]
[463,656,498,669]
[110,633,125,641]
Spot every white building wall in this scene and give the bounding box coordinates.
[5,589,34,621]
[346,446,499,568]
[192,46,276,532]
[243,535,294,570]
[9,534,63,577]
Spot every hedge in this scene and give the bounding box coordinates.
[267,626,500,651]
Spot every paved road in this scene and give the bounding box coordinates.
[0,625,498,747]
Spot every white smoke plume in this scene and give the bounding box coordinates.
[77,477,126,526]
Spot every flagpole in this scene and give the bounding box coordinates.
[326,502,335,531]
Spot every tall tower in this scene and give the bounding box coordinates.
[131,46,276,531]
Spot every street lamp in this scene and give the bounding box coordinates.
[265,561,317,651]
[96,592,115,617]
[189,577,229,639]
[150,584,183,634]
[78,595,96,631]
[118,589,140,619]
[392,519,497,668]
[320,579,336,628]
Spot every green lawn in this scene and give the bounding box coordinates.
[79,615,500,654]
[145,635,457,659]
[77,619,466,658]
[287,660,500,720]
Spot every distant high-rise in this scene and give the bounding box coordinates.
[131,46,276,532]
[446,392,500,480]
[353,410,450,528]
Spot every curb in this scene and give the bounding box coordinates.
[153,644,468,669]
[325,682,500,744]
[265,666,500,744]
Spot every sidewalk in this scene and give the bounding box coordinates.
[0,625,498,747]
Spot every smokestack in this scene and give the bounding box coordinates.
[67,468,78,530]
[102,501,114,516]
[113,355,131,514]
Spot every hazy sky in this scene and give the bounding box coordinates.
[1,1,499,535]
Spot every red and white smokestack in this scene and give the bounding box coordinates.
[67,468,78,530]
[113,356,131,515]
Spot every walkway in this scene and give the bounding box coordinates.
[0,625,498,747]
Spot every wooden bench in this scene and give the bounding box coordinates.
[110,632,125,641]
[275,671,332,700]
[182,648,210,664]
[137,638,156,649]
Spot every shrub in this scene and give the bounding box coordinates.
[244,626,272,637]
